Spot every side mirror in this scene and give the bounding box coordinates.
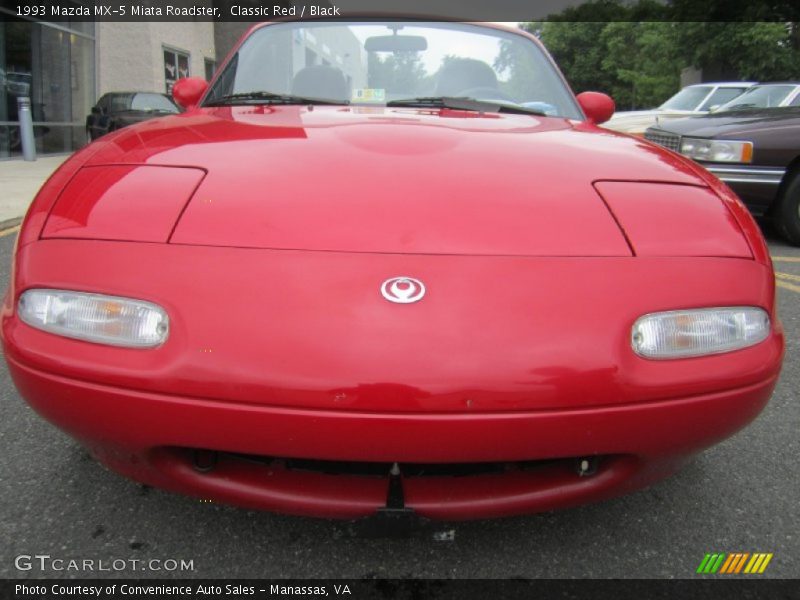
[91,106,102,115]
[576,91,615,125]
[172,77,209,109]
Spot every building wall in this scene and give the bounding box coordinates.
[680,66,702,88]
[2,18,216,158]
[96,22,215,95]
[214,22,250,66]
[95,23,153,94]
[296,26,367,91]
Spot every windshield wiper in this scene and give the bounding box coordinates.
[204,91,348,107]
[386,96,546,116]
[726,104,756,111]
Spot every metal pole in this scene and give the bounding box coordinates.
[17,97,37,161]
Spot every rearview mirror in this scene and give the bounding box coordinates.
[91,106,102,115]
[364,35,428,53]
[576,91,615,125]
[172,77,209,109]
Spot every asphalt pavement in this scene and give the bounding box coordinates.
[1,224,798,580]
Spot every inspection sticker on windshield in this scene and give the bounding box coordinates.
[352,88,386,103]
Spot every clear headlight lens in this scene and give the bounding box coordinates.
[632,307,769,359]
[18,289,168,348]
[679,137,753,163]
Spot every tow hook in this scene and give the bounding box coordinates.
[385,462,405,508]
[353,462,420,537]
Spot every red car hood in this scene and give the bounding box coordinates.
[81,105,708,256]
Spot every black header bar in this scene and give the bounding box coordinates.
[1,0,799,22]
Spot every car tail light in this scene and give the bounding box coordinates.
[18,289,168,348]
[632,307,769,359]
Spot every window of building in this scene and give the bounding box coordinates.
[0,14,95,158]
[163,47,190,93]
[204,58,216,82]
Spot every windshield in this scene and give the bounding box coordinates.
[659,86,713,111]
[698,87,749,111]
[204,21,582,119]
[130,93,179,113]
[716,85,797,112]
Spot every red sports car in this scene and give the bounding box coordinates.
[1,21,784,520]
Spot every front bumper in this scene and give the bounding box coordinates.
[7,354,779,520]
[701,164,785,216]
[705,165,786,186]
[2,240,784,519]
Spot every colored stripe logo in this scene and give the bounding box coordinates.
[697,553,773,574]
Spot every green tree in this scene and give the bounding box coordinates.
[528,21,616,95]
[525,0,800,109]
[528,20,680,109]
[600,22,681,109]
[522,0,668,106]
[367,52,426,95]
[674,22,799,81]
[494,39,550,100]
[668,0,799,22]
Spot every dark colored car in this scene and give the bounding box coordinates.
[86,92,180,141]
[645,106,800,245]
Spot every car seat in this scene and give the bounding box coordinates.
[291,65,349,101]
[435,59,498,96]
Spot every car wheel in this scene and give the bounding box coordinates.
[773,170,800,246]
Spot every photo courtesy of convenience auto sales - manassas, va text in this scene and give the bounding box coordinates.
[26,2,341,17]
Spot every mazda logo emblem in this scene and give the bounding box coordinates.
[381,277,426,304]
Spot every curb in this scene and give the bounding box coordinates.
[0,217,23,232]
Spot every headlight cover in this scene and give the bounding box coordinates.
[632,307,769,359]
[18,289,169,348]
[679,137,753,163]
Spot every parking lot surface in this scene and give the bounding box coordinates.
[1,225,798,579]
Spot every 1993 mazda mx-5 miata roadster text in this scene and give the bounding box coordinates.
[1,21,784,520]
